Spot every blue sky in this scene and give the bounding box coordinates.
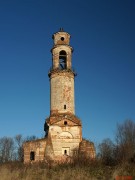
[0,0,135,144]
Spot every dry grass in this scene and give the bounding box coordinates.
[0,161,135,180]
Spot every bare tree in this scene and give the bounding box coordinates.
[98,138,115,165]
[24,135,38,142]
[0,137,15,162]
[14,134,24,161]
[115,119,135,163]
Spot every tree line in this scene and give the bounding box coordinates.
[98,119,135,165]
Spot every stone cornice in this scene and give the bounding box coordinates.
[48,68,77,78]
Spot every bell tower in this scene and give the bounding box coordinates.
[23,28,95,163]
[45,28,82,159]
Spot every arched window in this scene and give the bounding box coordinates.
[59,50,67,69]
[64,121,67,125]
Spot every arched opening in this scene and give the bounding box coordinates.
[62,147,70,156]
[30,151,35,161]
[64,121,67,125]
[59,50,67,69]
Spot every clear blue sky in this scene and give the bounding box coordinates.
[0,0,135,144]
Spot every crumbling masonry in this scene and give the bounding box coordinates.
[23,29,95,163]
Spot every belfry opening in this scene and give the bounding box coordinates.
[59,50,67,69]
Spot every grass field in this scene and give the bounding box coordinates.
[0,160,135,180]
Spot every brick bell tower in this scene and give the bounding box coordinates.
[44,28,82,159]
[23,29,95,163]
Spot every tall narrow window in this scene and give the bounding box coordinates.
[30,151,35,161]
[59,50,67,69]
[64,150,67,155]
[64,104,66,109]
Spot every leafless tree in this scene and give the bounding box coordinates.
[0,137,15,162]
[0,134,39,163]
[98,138,115,165]
[14,134,24,161]
[115,119,135,163]
[24,135,38,142]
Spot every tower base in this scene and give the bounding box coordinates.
[23,114,95,163]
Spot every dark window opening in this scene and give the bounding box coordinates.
[61,37,64,41]
[59,50,67,69]
[64,104,66,109]
[64,121,67,125]
[64,150,67,155]
[30,151,35,161]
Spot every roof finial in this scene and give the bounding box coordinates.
[59,27,64,32]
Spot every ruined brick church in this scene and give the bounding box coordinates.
[23,29,95,163]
